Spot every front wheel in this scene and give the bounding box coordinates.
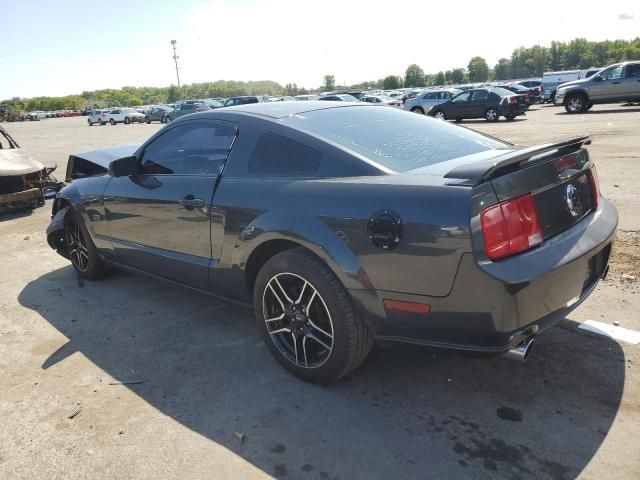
[124,117,131,124]
[254,248,373,383]
[411,106,424,114]
[432,110,446,120]
[64,212,110,280]
[109,119,116,125]
[564,94,587,113]
[145,117,151,124]
[87,120,93,126]
[484,108,499,122]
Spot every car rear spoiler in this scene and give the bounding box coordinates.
[444,136,591,182]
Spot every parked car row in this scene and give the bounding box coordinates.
[87,108,146,126]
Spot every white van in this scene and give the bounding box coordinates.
[542,68,602,102]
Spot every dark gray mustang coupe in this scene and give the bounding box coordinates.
[47,102,617,383]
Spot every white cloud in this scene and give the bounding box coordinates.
[618,12,634,20]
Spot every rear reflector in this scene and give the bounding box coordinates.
[481,194,543,260]
[383,299,431,314]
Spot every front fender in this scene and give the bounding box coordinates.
[237,212,371,291]
[46,206,70,257]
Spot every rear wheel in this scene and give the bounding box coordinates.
[254,248,373,383]
[87,119,93,126]
[64,212,110,280]
[124,117,131,124]
[411,106,424,114]
[564,94,587,113]
[433,110,446,120]
[484,108,499,122]
[109,119,116,125]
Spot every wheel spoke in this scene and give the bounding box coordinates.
[269,327,292,335]
[306,290,317,310]
[265,313,285,323]
[273,277,294,304]
[296,280,308,304]
[302,336,308,367]
[268,283,287,311]
[306,332,331,351]
[292,334,299,365]
[308,317,332,339]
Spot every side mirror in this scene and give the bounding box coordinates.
[108,155,138,177]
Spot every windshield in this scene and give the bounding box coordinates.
[491,87,514,97]
[281,106,507,172]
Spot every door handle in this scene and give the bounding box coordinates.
[179,195,205,209]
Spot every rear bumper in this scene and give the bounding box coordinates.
[499,105,528,116]
[350,199,617,354]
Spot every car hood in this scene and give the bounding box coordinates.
[558,78,588,89]
[73,144,140,169]
[0,149,44,176]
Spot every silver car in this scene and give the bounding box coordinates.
[404,89,462,114]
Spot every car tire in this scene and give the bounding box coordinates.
[484,108,499,122]
[64,211,110,281]
[411,106,425,114]
[109,119,115,125]
[145,117,151,124]
[87,120,93,126]
[124,117,131,124]
[432,110,446,120]
[564,93,587,113]
[254,247,374,384]
[586,102,594,111]
[505,115,516,121]
[454,118,462,123]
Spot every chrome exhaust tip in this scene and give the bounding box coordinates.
[503,336,535,363]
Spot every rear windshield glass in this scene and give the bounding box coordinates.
[281,106,507,172]
[490,87,514,97]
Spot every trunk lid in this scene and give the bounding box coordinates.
[447,136,597,241]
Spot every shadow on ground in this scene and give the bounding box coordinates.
[20,266,625,480]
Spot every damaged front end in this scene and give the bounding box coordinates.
[0,125,64,214]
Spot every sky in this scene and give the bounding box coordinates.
[1,0,639,98]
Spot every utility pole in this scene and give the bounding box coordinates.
[171,40,181,87]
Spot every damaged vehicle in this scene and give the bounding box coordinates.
[0,125,63,214]
[47,102,617,383]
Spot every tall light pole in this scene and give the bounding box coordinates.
[171,40,181,87]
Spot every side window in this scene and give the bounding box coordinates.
[471,90,489,101]
[248,133,321,177]
[602,65,623,80]
[140,123,237,175]
[625,64,640,78]
[452,92,471,103]
[424,93,435,99]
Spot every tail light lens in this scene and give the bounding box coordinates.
[588,165,599,209]
[481,194,543,261]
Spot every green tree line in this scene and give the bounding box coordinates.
[3,37,639,116]
[401,37,640,87]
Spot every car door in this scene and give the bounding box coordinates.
[468,90,490,117]
[103,120,238,288]
[446,91,472,118]
[589,64,624,102]
[621,63,640,100]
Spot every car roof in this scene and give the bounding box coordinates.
[212,101,364,119]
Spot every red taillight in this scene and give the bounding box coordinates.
[588,166,599,209]
[481,194,543,261]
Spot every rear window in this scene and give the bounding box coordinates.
[282,107,506,172]
[491,87,514,97]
